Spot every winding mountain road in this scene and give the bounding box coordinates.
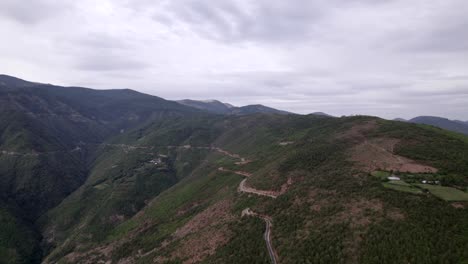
[242,209,278,264]
[263,216,277,264]
[221,149,280,264]
[238,178,279,198]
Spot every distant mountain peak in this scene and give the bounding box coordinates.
[409,116,468,135]
[0,74,40,87]
[177,99,290,115]
[311,112,334,117]
[201,99,220,103]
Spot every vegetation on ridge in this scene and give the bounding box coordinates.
[0,76,467,264]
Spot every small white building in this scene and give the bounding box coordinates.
[388,176,400,181]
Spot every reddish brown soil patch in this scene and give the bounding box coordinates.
[176,202,202,217]
[386,209,406,221]
[350,138,437,173]
[108,214,125,224]
[307,188,337,212]
[173,200,234,238]
[337,120,378,142]
[152,200,236,264]
[170,228,232,264]
[336,198,383,228]
[451,202,466,209]
[62,244,114,264]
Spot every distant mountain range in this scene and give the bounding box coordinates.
[395,116,468,135]
[177,99,290,115]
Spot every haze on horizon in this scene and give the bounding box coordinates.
[1,0,467,120]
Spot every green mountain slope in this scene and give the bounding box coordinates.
[40,115,468,264]
[1,75,467,264]
[0,202,42,264]
[177,99,290,115]
[0,75,206,263]
[0,75,201,218]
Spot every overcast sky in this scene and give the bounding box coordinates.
[1,0,467,119]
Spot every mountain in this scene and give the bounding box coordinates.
[177,99,233,114]
[393,118,407,122]
[40,114,468,264]
[230,104,290,115]
[409,116,468,135]
[0,75,206,263]
[311,112,334,117]
[177,99,290,115]
[0,75,200,217]
[455,120,468,125]
[0,74,40,87]
[1,75,468,264]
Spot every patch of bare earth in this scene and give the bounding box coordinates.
[51,216,158,264]
[279,141,294,146]
[62,244,114,264]
[451,202,466,209]
[153,199,236,264]
[337,120,378,142]
[350,137,437,173]
[176,202,202,217]
[108,214,125,224]
[335,198,384,228]
[307,188,337,212]
[235,158,252,165]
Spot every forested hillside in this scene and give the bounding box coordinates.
[0,75,467,264]
[41,115,468,264]
[0,75,204,263]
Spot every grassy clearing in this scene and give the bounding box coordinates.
[416,184,468,201]
[383,181,423,194]
[374,171,423,194]
[371,171,390,179]
[385,180,411,186]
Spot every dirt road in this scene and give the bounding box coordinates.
[242,209,278,264]
[238,179,278,198]
[218,167,280,198]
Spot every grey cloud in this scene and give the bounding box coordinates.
[76,33,133,50]
[55,32,149,72]
[157,0,325,43]
[75,54,149,72]
[0,0,467,120]
[388,2,468,53]
[419,21,468,52]
[0,0,70,24]
[156,0,397,43]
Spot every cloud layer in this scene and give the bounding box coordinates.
[1,0,467,119]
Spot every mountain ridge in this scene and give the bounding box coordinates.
[0,74,467,264]
[177,99,291,115]
[408,116,468,135]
